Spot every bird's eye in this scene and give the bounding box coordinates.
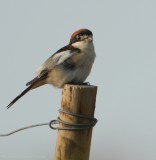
[76,35,81,40]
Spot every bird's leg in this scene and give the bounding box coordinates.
[81,82,90,85]
[67,82,90,86]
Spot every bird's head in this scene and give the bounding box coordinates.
[69,29,93,50]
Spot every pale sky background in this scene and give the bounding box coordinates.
[0,0,156,160]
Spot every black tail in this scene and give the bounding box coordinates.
[6,71,48,109]
[6,84,34,109]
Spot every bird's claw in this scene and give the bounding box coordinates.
[81,82,90,86]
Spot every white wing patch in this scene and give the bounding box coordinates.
[55,50,72,64]
[36,49,79,75]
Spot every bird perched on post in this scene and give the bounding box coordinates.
[6,28,96,109]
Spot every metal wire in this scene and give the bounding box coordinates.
[49,109,97,130]
[0,123,49,137]
[0,109,97,136]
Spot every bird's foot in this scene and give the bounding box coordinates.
[67,82,90,86]
[81,82,90,85]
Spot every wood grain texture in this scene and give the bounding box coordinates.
[55,84,97,160]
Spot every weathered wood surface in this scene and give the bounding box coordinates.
[55,84,97,160]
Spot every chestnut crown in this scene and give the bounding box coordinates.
[69,29,93,44]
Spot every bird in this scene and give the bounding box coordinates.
[6,28,96,109]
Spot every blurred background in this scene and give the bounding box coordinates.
[0,1,156,160]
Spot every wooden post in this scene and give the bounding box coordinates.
[55,84,97,160]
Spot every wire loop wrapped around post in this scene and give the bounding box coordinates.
[0,109,98,136]
[49,109,97,130]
